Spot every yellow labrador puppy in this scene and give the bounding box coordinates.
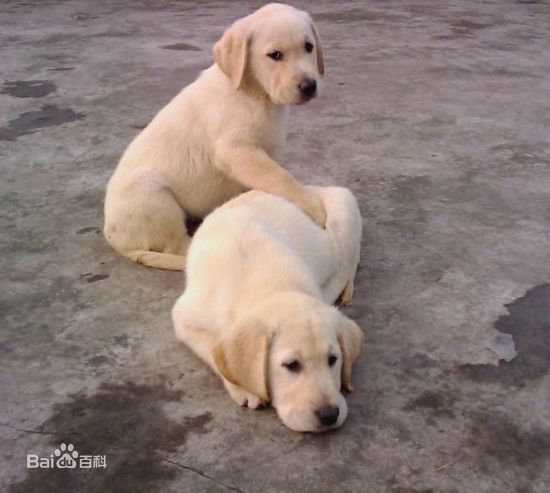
[172,187,363,432]
[104,3,326,270]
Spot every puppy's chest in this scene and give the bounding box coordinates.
[250,107,289,157]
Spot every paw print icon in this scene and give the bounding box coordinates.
[54,443,79,469]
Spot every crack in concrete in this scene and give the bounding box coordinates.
[0,423,77,437]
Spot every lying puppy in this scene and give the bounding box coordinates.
[104,3,326,270]
[172,187,363,432]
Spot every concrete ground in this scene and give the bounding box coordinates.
[1,0,549,491]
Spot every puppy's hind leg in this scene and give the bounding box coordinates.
[340,279,355,306]
[315,186,362,305]
[104,170,190,270]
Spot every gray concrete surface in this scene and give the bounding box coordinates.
[1,0,549,491]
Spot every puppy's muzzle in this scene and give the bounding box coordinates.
[298,78,317,101]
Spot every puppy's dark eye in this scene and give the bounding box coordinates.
[283,360,301,372]
[305,42,314,53]
[267,51,283,61]
[328,355,338,367]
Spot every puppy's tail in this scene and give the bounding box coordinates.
[124,249,186,271]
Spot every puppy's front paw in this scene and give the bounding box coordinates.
[300,191,327,228]
[224,380,265,409]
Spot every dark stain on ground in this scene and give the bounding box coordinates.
[467,411,550,478]
[458,284,550,386]
[114,335,129,348]
[390,488,437,493]
[314,8,405,23]
[86,355,111,367]
[436,19,492,40]
[71,12,100,21]
[70,188,104,209]
[8,381,212,493]
[380,175,430,232]
[47,66,75,72]
[450,20,491,31]
[1,80,56,98]
[162,42,201,51]
[402,389,456,418]
[1,276,80,323]
[82,273,109,283]
[77,226,101,235]
[0,105,85,141]
[0,341,12,354]
[402,352,438,378]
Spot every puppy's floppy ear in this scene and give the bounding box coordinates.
[310,20,324,76]
[212,321,270,401]
[213,19,252,90]
[337,316,363,392]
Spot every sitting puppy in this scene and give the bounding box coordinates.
[104,3,327,270]
[172,187,363,432]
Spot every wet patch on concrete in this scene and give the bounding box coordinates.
[378,175,430,233]
[314,8,406,23]
[427,65,473,77]
[162,42,201,51]
[401,352,439,378]
[0,105,85,141]
[1,80,56,98]
[467,411,550,477]
[390,487,438,493]
[480,67,543,79]
[8,381,212,492]
[70,12,100,21]
[76,226,101,235]
[489,142,548,168]
[458,284,550,386]
[421,269,444,283]
[86,355,111,367]
[436,19,493,40]
[0,341,12,354]
[114,335,129,348]
[47,66,75,72]
[1,276,80,320]
[450,20,492,31]
[1,224,58,255]
[69,188,104,209]
[402,389,456,418]
[81,273,109,283]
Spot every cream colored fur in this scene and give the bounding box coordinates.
[172,187,363,432]
[104,3,326,270]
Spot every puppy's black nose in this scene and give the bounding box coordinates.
[298,78,317,99]
[316,405,339,426]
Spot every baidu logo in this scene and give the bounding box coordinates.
[27,443,107,469]
[54,443,79,468]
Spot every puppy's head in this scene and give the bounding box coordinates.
[212,293,363,432]
[213,3,324,105]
